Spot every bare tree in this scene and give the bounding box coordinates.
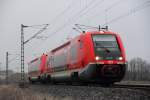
[124,57,150,81]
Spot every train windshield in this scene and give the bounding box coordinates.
[92,34,121,60]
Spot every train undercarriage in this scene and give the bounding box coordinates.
[29,63,126,85]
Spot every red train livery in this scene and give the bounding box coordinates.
[28,31,127,85]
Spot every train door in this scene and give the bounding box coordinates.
[40,54,47,74]
[48,55,54,73]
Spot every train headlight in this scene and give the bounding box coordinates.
[118,57,123,60]
[95,56,100,61]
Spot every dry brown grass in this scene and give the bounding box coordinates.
[0,85,72,100]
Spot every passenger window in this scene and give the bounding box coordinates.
[80,41,83,49]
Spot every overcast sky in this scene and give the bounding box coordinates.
[0,0,150,72]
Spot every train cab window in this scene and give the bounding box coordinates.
[92,34,121,60]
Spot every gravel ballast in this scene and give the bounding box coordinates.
[29,84,150,100]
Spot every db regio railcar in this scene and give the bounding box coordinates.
[28,31,127,85]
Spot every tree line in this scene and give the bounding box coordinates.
[124,57,150,81]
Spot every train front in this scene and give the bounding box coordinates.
[80,32,127,84]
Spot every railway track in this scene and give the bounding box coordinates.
[27,81,150,91]
[26,82,150,100]
[112,84,150,91]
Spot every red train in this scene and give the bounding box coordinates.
[28,31,127,85]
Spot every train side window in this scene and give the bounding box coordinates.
[80,41,83,49]
[70,45,77,61]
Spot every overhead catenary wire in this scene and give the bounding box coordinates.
[72,27,82,33]
[46,0,125,38]
[24,24,49,44]
[32,0,105,52]
[23,24,49,28]
[46,0,150,42]
[103,0,150,26]
[46,0,105,38]
[75,0,105,20]
[45,0,126,38]
[36,0,138,40]
[47,0,77,27]
[74,24,99,32]
[32,0,128,56]
[105,0,124,11]
[66,0,124,32]
[29,0,78,40]
[104,0,123,26]
[29,0,81,54]
[24,0,78,51]
[8,55,20,63]
[32,0,150,56]
[70,0,100,19]
[83,0,125,24]
[46,0,98,35]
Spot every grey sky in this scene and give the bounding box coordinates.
[0,0,150,72]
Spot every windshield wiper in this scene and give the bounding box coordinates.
[104,48,110,53]
[95,42,110,53]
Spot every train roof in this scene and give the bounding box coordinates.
[44,31,119,55]
[82,31,117,35]
[29,57,39,63]
[51,41,71,53]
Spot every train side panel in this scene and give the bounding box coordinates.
[68,36,82,70]
[115,34,126,62]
